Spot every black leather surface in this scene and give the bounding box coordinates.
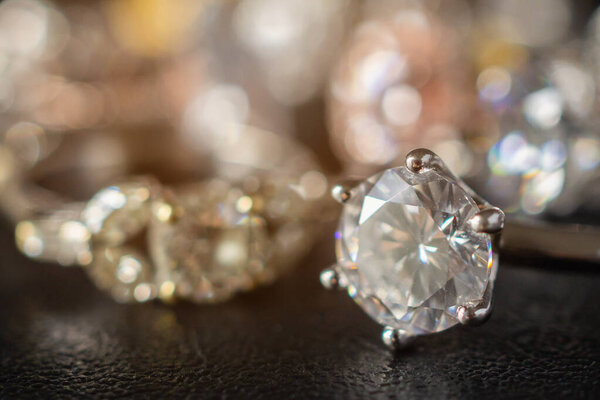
[0,219,599,399]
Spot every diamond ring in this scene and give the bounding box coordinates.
[320,148,505,349]
[1,127,332,303]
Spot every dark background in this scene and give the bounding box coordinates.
[2,0,600,398]
[1,216,600,399]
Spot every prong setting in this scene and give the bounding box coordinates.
[456,280,494,326]
[320,267,340,290]
[405,148,437,173]
[456,302,493,326]
[382,327,414,350]
[405,147,454,175]
[467,207,505,234]
[331,180,360,204]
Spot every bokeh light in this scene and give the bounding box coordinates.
[328,3,479,174]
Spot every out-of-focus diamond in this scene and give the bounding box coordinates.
[476,56,598,215]
[336,166,492,335]
[87,246,156,303]
[15,205,92,266]
[327,5,478,173]
[82,178,155,246]
[149,181,271,303]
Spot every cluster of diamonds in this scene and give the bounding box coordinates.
[15,175,325,303]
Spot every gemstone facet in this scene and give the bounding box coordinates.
[336,166,493,336]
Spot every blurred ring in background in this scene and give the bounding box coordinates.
[0,0,334,303]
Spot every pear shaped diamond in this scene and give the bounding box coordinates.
[335,166,493,336]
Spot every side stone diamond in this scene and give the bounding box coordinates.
[336,166,493,335]
[82,179,155,246]
[148,181,271,303]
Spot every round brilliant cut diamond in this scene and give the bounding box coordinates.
[336,166,492,335]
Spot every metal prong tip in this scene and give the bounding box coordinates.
[467,207,505,234]
[382,327,414,350]
[405,148,438,173]
[456,304,492,326]
[320,268,339,290]
[331,182,357,203]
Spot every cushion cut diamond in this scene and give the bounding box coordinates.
[336,166,492,335]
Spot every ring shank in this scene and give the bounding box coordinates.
[502,220,600,262]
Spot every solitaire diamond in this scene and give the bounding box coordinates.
[336,166,493,335]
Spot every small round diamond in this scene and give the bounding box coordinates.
[336,166,492,335]
[82,179,155,246]
[87,246,157,303]
[15,206,92,266]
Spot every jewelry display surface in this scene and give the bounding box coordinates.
[0,221,599,398]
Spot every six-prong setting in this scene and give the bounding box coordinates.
[457,302,492,326]
[319,267,340,290]
[321,148,504,350]
[405,148,446,174]
[331,180,361,204]
[468,207,505,234]
[382,327,414,350]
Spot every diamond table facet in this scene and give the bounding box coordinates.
[336,166,493,336]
